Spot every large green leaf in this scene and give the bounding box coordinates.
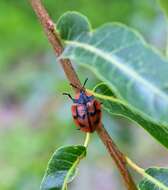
[139,168,168,190]
[90,83,168,148]
[40,145,86,190]
[57,12,168,126]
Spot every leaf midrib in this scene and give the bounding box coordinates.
[88,88,168,133]
[61,150,85,190]
[65,40,168,102]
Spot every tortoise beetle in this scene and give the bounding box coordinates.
[63,79,102,133]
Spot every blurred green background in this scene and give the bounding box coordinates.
[0,0,168,189]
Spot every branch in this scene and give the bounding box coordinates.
[28,0,81,93]
[97,125,137,190]
[28,0,137,190]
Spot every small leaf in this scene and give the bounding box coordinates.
[57,12,168,127]
[57,11,90,41]
[91,83,168,148]
[40,145,86,190]
[139,168,168,190]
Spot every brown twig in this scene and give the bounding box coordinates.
[28,0,137,189]
[97,125,137,190]
[29,0,81,93]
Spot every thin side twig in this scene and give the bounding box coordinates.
[28,1,138,190]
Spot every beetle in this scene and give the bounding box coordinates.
[63,78,102,133]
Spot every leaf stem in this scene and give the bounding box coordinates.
[28,1,137,190]
[63,184,68,190]
[87,89,122,103]
[84,133,90,147]
[126,157,168,190]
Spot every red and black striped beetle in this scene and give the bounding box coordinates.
[63,79,102,133]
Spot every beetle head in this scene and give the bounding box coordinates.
[70,78,88,92]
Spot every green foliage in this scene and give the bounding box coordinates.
[57,11,168,147]
[0,0,159,71]
[158,0,168,17]
[57,12,91,41]
[40,145,86,190]
[139,168,168,190]
[0,1,167,190]
[0,124,63,190]
[91,83,168,148]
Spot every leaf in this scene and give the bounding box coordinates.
[57,11,168,127]
[139,168,168,190]
[40,145,86,190]
[90,83,168,148]
[57,12,90,41]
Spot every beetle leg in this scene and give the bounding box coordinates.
[76,125,85,131]
[62,93,75,102]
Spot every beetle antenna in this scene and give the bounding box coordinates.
[70,78,88,91]
[62,93,74,101]
[83,78,88,88]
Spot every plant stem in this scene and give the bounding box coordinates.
[96,125,137,190]
[126,157,168,190]
[84,133,91,147]
[28,1,137,189]
[28,0,81,93]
